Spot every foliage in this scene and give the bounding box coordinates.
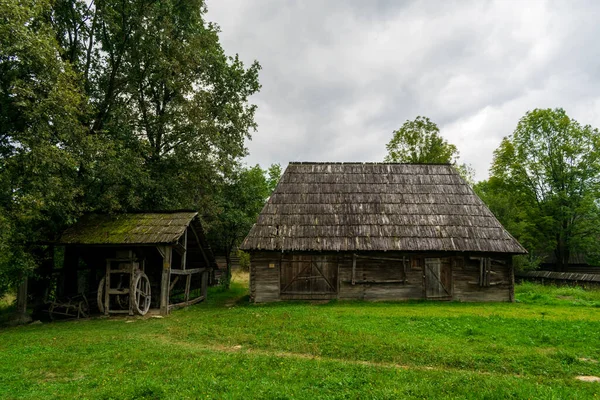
[237,250,251,272]
[385,116,458,164]
[384,116,474,184]
[207,164,280,287]
[1,279,600,398]
[0,0,261,296]
[485,108,600,270]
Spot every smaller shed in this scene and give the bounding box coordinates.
[57,211,217,316]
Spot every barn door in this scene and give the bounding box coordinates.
[280,255,337,298]
[424,258,452,298]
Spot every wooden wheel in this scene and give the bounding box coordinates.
[97,278,105,313]
[132,272,151,315]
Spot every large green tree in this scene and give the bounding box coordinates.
[208,164,281,288]
[486,108,600,270]
[0,0,261,296]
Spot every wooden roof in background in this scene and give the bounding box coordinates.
[60,212,200,245]
[241,162,527,254]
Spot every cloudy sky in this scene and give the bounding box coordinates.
[207,0,600,181]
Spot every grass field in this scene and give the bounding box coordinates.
[1,274,599,399]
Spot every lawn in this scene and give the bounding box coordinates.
[1,275,599,399]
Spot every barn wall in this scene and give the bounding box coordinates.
[338,253,423,300]
[452,256,513,302]
[250,252,280,303]
[249,251,514,302]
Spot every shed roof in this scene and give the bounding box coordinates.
[60,211,200,245]
[240,162,527,254]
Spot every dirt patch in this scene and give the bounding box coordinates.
[578,357,598,363]
[576,376,600,382]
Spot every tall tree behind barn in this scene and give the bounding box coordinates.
[240,163,526,302]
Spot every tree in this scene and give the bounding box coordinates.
[0,0,261,297]
[384,116,474,183]
[207,164,281,288]
[385,116,459,164]
[488,108,600,271]
[0,0,88,297]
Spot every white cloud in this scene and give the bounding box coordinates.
[206,0,600,180]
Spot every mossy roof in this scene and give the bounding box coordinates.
[60,212,198,245]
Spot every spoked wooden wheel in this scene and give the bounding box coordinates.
[97,277,129,313]
[132,272,151,315]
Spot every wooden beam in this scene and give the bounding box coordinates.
[173,243,186,256]
[170,268,206,275]
[182,230,187,270]
[190,224,210,267]
[160,245,172,315]
[168,295,205,310]
[184,274,191,302]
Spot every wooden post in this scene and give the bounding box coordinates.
[104,259,110,315]
[160,246,172,315]
[184,274,191,302]
[201,270,208,300]
[508,257,515,302]
[13,275,31,324]
[182,230,187,270]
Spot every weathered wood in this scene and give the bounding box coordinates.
[184,274,191,302]
[201,270,208,299]
[170,268,206,275]
[169,276,180,292]
[182,230,187,269]
[342,279,406,284]
[190,224,210,268]
[169,295,205,310]
[159,245,172,315]
[252,251,514,303]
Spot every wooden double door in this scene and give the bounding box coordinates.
[424,258,453,299]
[280,254,338,299]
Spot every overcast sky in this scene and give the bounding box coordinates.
[206,0,600,181]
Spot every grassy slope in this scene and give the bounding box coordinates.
[0,276,599,399]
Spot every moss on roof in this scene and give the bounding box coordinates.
[60,212,198,245]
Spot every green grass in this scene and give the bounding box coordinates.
[1,276,600,399]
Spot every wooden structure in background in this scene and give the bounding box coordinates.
[58,211,217,315]
[241,163,527,303]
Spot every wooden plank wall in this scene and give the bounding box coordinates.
[250,252,280,302]
[338,253,423,300]
[250,251,514,302]
[452,256,512,302]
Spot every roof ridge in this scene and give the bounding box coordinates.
[288,162,453,166]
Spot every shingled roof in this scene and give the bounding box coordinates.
[60,211,200,245]
[240,162,526,254]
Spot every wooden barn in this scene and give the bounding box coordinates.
[54,211,217,316]
[240,162,527,303]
